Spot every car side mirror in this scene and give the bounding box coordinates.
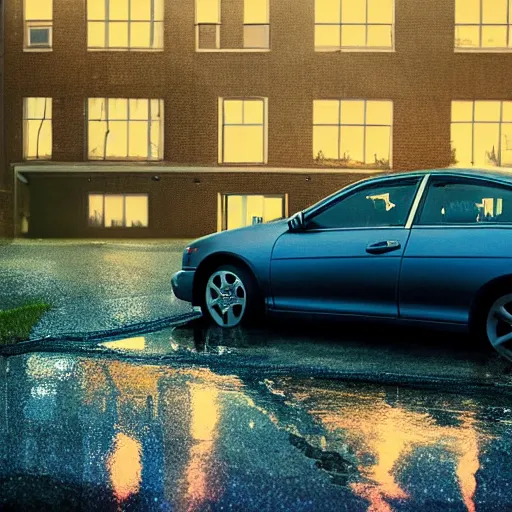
[288,211,305,232]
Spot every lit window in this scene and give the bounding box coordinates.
[23,98,52,160]
[196,0,269,50]
[315,0,393,50]
[87,98,164,161]
[219,98,268,164]
[313,100,392,169]
[87,0,164,50]
[88,194,149,228]
[24,0,53,49]
[222,194,285,230]
[451,101,512,167]
[455,0,512,50]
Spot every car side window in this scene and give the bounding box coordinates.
[417,178,512,226]
[306,178,421,230]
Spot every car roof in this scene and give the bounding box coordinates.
[377,167,512,183]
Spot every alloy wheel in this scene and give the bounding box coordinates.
[205,270,247,327]
[486,293,512,356]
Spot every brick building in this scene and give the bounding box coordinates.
[1,0,512,238]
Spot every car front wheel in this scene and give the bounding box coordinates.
[202,264,257,328]
[485,292,512,355]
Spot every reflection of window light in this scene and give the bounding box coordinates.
[31,384,57,398]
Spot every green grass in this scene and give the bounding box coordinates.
[0,302,51,345]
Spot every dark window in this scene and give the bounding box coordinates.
[307,178,420,229]
[417,178,512,225]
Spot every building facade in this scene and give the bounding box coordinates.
[2,0,512,238]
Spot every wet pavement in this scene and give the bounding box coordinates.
[1,349,512,511]
[0,240,193,338]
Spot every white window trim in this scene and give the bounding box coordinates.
[314,0,395,52]
[218,97,269,165]
[88,193,149,228]
[195,0,270,52]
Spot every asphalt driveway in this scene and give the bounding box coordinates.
[0,239,194,339]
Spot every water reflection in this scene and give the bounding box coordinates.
[1,353,511,511]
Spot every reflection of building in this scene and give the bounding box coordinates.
[4,1,512,238]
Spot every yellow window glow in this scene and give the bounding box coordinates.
[474,101,501,122]
[87,0,105,20]
[341,0,366,23]
[482,25,507,47]
[315,26,341,48]
[483,0,507,24]
[368,0,393,24]
[455,0,480,24]
[224,126,264,163]
[340,126,364,162]
[196,0,220,23]
[451,123,473,165]
[88,194,104,227]
[313,126,339,159]
[24,98,52,160]
[125,196,149,227]
[313,100,339,125]
[105,195,124,227]
[244,0,268,24]
[110,0,129,20]
[341,25,366,47]
[25,0,52,20]
[452,101,474,122]
[224,100,244,124]
[341,101,365,125]
[366,101,393,126]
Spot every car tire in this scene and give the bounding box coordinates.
[474,286,512,353]
[201,264,261,328]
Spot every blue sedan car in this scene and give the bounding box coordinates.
[172,169,512,351]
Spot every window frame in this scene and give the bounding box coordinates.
[24,0,53,51]
[87,193,149,229]
[86,98,164,162]
[87,0,164,51]
[218,97,268,165]
[23,97,53,161]
[454,0,512,52]
[314,0,395,52]
[413,174,512,228]
[304,176,423,232]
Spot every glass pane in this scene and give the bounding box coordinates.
[341,25,366,47]
[452,101,474,122]
[130,21,151,47]
[340,126,364,163]
[88,121,107,159]
[474,123,500,166]
[88,98,106,121]
[152,21,164,48]
[244,0,268,24]
[125,196,148,227]
[367,25,392,47]
[368,0,393,23]
[244,25,270,48]
[450,123,473,166]
[455,25,480,47]
[25,119,52,159]
[483,0,508,23]
[129,99,149,120]
[105,196,124,227]
[150,120,162,159]
[87,0,105,20]
[474,101,501,121]
[314,100,339,125]
[109,21,129,47]
[263,197,284,222]
[245,195,264,225]
[224,100,243,125]
[131,0,151,20]
[154,0,164,21]
[482,25,507,47]
[501,123,512,165]
[88,195,104,227]
[340,101,364,125]
[128,121,148,158]
[503,101,512,121]
[315,0,341,23]
[244,100,264,124]
[223,126,264,163]
[366,101,393,125]
[455,0,480,23]
[88,21,106,47]
[313,126,338,160]
[25,0,52,20]
[106,121,129,158]
[25,97,52,119]
[315,25,340,48]
[365,126,391,165]
[227,195,243,230]
[108,98,128,120]
[110,0,129,20]
[342,0,366,23]
[196,0,220,23]
[151,99,163,120]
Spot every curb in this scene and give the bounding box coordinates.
[0,311,202,356]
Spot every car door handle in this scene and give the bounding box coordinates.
[366,240,401,254]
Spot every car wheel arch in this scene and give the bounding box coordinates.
[192,252,262,307]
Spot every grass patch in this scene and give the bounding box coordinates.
[0,302,51,345]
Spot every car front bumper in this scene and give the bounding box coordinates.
[171,269,195,303]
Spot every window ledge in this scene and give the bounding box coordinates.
[454,47,512,53]
[196,48,271,53]
[87,48,164,52]
[23,47,53,52]
[315,47,395,53]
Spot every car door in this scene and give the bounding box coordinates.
[400,174,512,324]
[270,176,424,317]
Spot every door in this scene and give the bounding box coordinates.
[270,177,423,316]
[400,175,512,324]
